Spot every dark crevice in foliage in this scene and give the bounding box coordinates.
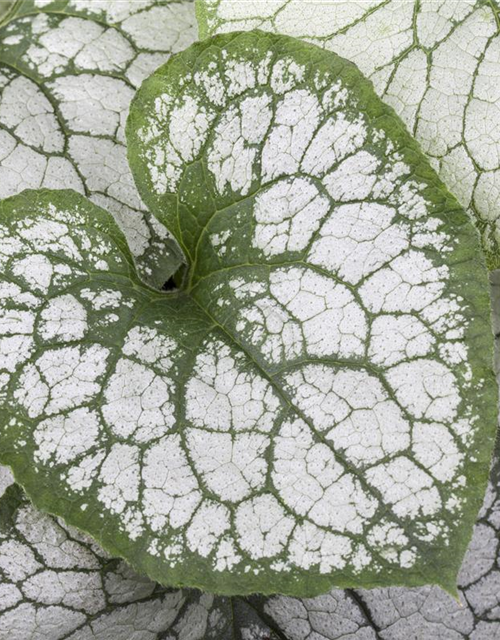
[161,276,177,292]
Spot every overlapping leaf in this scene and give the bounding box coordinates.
[0,0,198,286]
[197,0,500,270]
[0,32,495,596]
[0,483,279,640]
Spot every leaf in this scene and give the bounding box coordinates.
[196,0,500,271]
[0,30,497,597]
[4,241,500,636]
[0,483,279,640]
[0,0,198,287]
[2,269,500,635]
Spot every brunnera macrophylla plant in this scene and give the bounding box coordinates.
[0,31,496,598]
[197,0,500,271]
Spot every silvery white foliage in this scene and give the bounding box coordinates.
[0,0,198,286]
[197,0,500,270]
[0,485,277,640]
[0,465,13,498]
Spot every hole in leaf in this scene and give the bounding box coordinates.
[161,276,177,292]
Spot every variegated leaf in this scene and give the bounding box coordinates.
[0,31,496,596]
[0,0,197,287]
[197,0,500,270]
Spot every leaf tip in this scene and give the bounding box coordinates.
[438,579,461,604]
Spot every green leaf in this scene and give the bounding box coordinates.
[0,483,279,639]
[0,30,497,597]
[0,0,198,287]
[196,0,500,271]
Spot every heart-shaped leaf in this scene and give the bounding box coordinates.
[0,31,497,596]
[197,0,500,270]
[0,0,198,288]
